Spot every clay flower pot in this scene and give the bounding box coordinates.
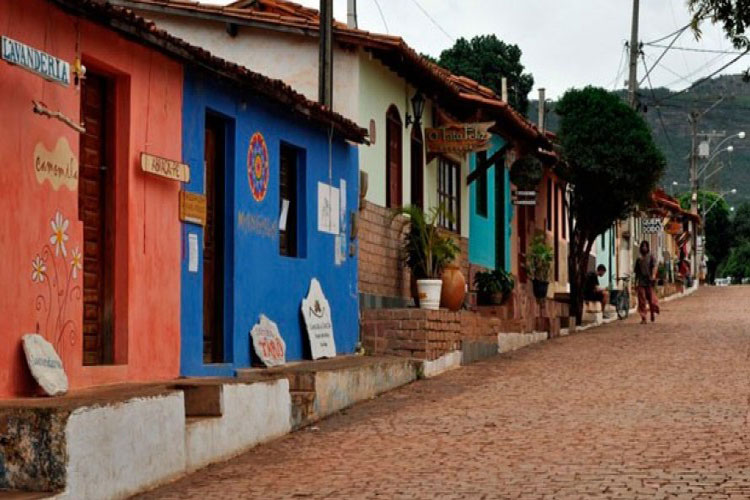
[417,279,442,310]
[440,264,466,311]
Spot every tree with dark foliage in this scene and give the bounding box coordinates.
[436,35,534,114]
[556,87,666,323]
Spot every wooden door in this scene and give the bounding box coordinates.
[203,116,225,363]
[79,72,114,366]
[386,106,402,208]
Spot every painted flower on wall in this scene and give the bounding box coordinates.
[49,210,69,257]
[32,210,81,356]
[31,254,47,283]
[70,247,82,279]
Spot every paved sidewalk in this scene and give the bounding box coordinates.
[136,287,750,499]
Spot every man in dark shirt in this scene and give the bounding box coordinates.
[584,264,609,316]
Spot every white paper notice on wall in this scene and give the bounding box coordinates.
[335,234,345,266]
[317,182,340,234]
[279,199,290,231]
[339,179,347,226]
[188,233,199,273]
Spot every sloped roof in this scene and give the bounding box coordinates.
[117,0,550,148]
[50,0,368,143]
[652,189,700,224]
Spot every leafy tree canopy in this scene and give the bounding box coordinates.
[436,35,534,114]
[678,190,733,264]
[732,202,750,243]
[718,241,750,280]
[557,87,666,241]
[689,0,750,77]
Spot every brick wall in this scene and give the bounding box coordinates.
[358,201,469,306]
[362,284,570,361]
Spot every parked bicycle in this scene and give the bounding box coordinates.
[610,276,631,320]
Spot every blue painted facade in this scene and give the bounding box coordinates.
[180,67,360,377]
[469,136,512,271]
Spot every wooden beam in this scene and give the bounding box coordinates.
[466,143,510,185]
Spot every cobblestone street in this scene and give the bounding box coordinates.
[136,287,750,499]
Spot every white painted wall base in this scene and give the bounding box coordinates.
[421,350,462,378]
[185,380,291,472]
[313,360,417,419]
[498,331,548,354]
[60,392,186,500]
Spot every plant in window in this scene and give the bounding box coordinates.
[474,269,515,305]
[526,233,553,299]
[393,205,460,309]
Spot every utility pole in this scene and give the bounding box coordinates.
[627,0,640,109]
[318,0,333,108]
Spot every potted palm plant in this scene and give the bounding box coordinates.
[526,233,553,299]
[394,205,460,310]
[473,269,515,305]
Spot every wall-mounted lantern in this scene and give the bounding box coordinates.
[405,91,425,128]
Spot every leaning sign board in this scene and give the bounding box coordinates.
[2,36,70,87]
[301,278,336,360]
[141,153,190,183]
[22,334,68,396]
[425,122,494,154]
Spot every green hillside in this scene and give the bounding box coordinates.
[528,75,750,206]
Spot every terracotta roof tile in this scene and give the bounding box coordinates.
[49,0,367,143]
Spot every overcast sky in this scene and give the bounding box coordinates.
[203,0,744,99]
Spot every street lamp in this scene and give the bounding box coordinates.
[703,188,737,217]
[697,145,734,178]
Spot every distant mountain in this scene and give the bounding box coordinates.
[528,74,750,206]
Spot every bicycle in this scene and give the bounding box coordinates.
[610,276,631,320]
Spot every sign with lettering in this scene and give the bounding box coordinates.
[141,153,190,182]
[2,36,70,87]
[425,122,494,154]
[22,334,68,396]
[250,314,286,367]
[665,221,683,235]
[301,278,336,360]
[179,191,207,226]
[34,138,78,190]
[642,218,663,234]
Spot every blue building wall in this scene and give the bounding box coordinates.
[469,136,511,271]
[180,68,360,377]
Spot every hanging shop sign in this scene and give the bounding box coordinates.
[248,132,270,202]
[179,191,207,226]
[250,314,286,367]
[34,137,78,190]
[2,36,70,87]
[301,278,336,360]
[642,218,663,234]
[425,122,494,154]
[141,153,190,182]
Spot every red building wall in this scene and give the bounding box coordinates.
[0,0,183,397]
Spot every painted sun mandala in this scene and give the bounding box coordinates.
[247,132,270,202]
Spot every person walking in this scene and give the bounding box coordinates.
[635,240,660,324]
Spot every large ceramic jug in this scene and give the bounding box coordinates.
[440,264,466,311]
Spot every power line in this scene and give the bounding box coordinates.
[371,0,389,34]
[611,42,628,90]
[408,0,453,42]
[644,23,691,45]
[645,43,745,55]
[639,26,687,86]
[654,48,750,104]
[640,53,680,155]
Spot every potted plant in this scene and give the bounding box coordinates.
[474,269,515,305]
[394,205,460,310]
[526,233,553,299]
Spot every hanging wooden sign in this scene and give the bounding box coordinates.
[141,153,190,182]
[425,122,494,154]
[179,191,207,226]
[665,221,682,235]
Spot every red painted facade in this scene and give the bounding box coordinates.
[0,0,182,397]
